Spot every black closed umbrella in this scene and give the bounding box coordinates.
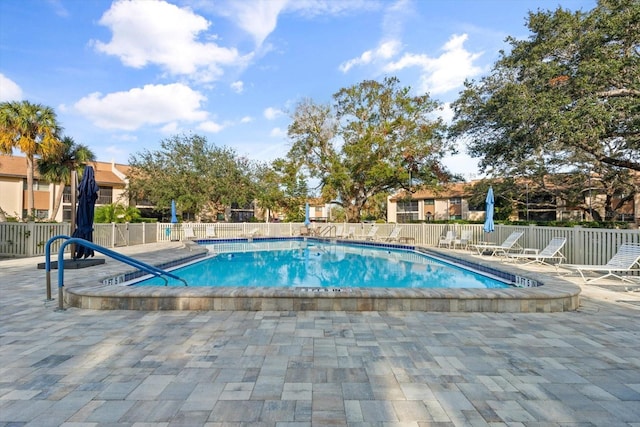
[72,165,99,259]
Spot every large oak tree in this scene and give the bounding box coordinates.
[286,77,452,222]
[127,134,254,221]
[450,0,639,219]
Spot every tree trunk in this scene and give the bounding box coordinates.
[26,156,35,219]
[49,181,65,221]
[346,204,361,222]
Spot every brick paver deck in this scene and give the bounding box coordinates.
[1,242,639,426]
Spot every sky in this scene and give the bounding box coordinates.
[1,0,596,181]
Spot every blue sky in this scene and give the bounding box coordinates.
[1,0,596,179]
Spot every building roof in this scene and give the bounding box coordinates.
[390,182,471,202]
[0,154,128,186]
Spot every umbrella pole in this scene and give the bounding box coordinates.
[70,170,77,259]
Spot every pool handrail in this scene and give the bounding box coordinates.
[45,235,188,310]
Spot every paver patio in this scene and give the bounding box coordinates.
[1,243,639,426]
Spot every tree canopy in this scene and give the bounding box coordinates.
[451,0,639,175]
[450,0,639,220]
[127,134,255,221]
[37,136,95,221]
[286,77,453,222]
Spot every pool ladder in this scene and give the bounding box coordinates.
[45,235,188,310]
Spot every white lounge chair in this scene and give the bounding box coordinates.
[560,243,640,283]
[244,228,260,237]
[346,226,356,239]
[205,226,217,238]
[363,225,379,241]
[452,230,473,250]
[472,231,524,256]
[438,231,456,248]
[506,237,566,266]
[182,227,196,240]
[334,225,345,238]
[378,226,402,242]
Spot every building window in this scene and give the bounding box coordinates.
[22,209,48,219]
[424,199,435,206]
[97,187,112,205]
[23,179,48,191]
[397,200,419,223]
[63,207,72,221]
[449,197,461,205]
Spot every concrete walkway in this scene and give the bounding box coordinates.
[1,243,640,426]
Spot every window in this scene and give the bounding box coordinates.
[22,209,48,219]
[449,197,461,205]
[397,200,419,223]
[97,187,112,205]
[424,199,435,206]
[23,179,48,191]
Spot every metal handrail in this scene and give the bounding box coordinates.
[45,235,188,310]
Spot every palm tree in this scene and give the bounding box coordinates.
[0,101,62,219]
[37,136,96,221]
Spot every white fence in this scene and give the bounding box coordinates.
[1,221,638,265]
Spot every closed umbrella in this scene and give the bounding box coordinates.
[483,186,495,233]
[72,165,99,259]
[171,199,178,223]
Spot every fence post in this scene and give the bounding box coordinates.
[571,225,582,265]
[111,222,116,248]
[26,222,35,257]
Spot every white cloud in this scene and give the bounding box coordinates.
[269,127,286,138]
[0,74,23,101]
[240,116,253,123]
[339,39,401,73]
[223,0,288,47]
[230,80,244,93]
[46,0,70,17]
[105,144,129,154]
[385,34,483,95]
[93,0,248,80]
[160,122,179,134]
[198,120,225,133]
[264,107,285,120]
[74,83,208,130]
[213,0,381,47]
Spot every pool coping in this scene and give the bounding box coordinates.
[65,238,581,312]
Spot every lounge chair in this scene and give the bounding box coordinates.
[560,243,640,283]
[506,237,566,266]
[244,228,260,237]
[334,225,345,238]
[472,231,524,256]
[205,226,217,238]
[452,230,473,250]
[299,226,311,236]
[378,226,402,242]
[363,225,379,241]
[182,227,196,240]
[346,226,356,239]
[438,231,456,248]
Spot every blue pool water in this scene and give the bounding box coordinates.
[133,240,510,289]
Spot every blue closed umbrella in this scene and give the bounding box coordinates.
[483,186,495,233]
[304,202,310,226]
[72,165,99,259]
[171,199,178,223]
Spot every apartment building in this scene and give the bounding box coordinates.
[0,154,131,221]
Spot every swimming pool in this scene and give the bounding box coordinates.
[133,240,510,289]
[65,240,581,312]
